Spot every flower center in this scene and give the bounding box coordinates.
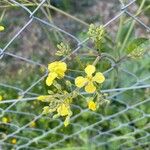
[87,75,93,81]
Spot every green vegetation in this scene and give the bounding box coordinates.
[0,0,150,150]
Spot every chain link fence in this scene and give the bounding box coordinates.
[0,0,150,149]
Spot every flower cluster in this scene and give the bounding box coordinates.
[37,60,107,126]
[88,24,105,49]
[37,91,73,127]
[55,42,71,56]
[46,61,67,86]
[128,48,147,59]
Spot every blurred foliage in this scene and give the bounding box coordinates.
[51,0,95,12]
[136,0,150,16]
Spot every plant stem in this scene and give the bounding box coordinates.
[120,0,146,53]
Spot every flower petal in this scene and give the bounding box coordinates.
[85,82,96,93]
[48,61,57,72]
[57,72,65,78]
[48,61,67,78]
[88,100,97,111]
[85,65,96,76]
[75,76,87,88]
[93,72,105,83]
[57,104,69,116]
[64,116,70,127]
[37,95,49,101]
[58,62,67,72]
[48,61,67,71]
[0,26,4,31]
[46,72,57,86]
[0,95,3,101]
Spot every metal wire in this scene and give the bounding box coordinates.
[0,0,150,149]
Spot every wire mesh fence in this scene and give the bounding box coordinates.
[0,0,150,149]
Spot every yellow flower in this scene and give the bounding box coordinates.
[37,95,50,101]
[46,61,67,86]
[11,138,17,144]
[38,91,72,127]
[57,103,70,116]
[75,65,105,93]
[48,61,67,78]
[0,95,3,101]
[57,102,72,127]
[0,26,4,31]
[2,117,9,123]
[88,100,97,111]
[29,121,36,128]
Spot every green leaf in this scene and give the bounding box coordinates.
[117,22,134,44]
[135,118,148,128]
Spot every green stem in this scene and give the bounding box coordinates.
[120,0,146,53]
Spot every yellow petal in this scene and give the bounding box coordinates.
[0,26,4,31]
[46,77,53,86]
[2,117,9,123]
[85,65,95,76]
[64,117,70,127]
[75,76,87,88]
[58,62,67,72]
[57,104,69,116]
[85,82,96,93]
[57,62,67,78]
[93,72,105,83]
[88,100,97,111]
[46,72,57,86]
[57,72,65,78]
[37,95,49,101]
[0,95,3,101]
[48,61,67,78]
[48,61,58,71]
[11,138,17,144]
[48,61,67,72]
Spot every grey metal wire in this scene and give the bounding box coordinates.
[0,0,150,149]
